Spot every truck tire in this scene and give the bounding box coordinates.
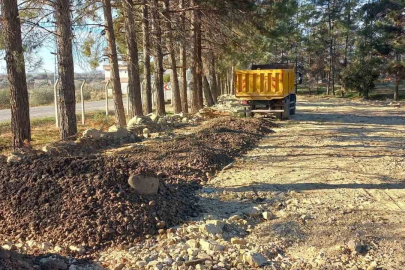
[290,94,296,115]
[282,97,290,120]
[275,98,290,120]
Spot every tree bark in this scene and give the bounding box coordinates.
[217,75,222,96]
[196,7,204,109]
[163,0,182,114]
[208,49,218,103]
[151,0,165,115]
[124,0,143,117]
[203,76,215,107]
[55,0,77,138]
[179,0,188,113]
[394,81,399,101]
[189,0,199,113]
[1,0,31,148]
[142,0,153,114]
[102,0,126,127]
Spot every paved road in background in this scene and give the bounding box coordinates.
[0,98,129,123]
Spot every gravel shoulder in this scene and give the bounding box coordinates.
[203,96,405,269]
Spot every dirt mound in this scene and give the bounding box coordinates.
[119,117,276,181]
[0,117,275,256]
[0,156,198,252]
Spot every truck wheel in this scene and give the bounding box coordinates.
[281,97,290,120]
[290,94,296,115]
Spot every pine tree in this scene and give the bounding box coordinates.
[54,0,77,138]
[102,0,126,127]
[1,0,31,148]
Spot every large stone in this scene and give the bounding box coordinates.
[262,211,275,220]
[230,238,246,245]
[149,114,159,123]
[128,175,159,195]
[108,125,119,132]
[243,252,267,267]
[347,239,362,253]
[143,128,150,139]
[82,129,102,140]
[241,206,262,217]
[127,117,139,130]
[7,153,22,164]
[200,222,223,235]
[109,128,128,139]
[199,239,224,252]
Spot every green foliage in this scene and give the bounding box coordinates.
[341,60,380,98]
[82,37,94,57]
[387,62,405,83]
[163,73,171,84]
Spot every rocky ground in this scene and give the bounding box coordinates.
[1,96,404,270]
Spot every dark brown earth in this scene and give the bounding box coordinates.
[0,117,275,259]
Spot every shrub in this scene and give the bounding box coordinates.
[0,88,9,109]
[341,60,379,98]
[30,86,54,107]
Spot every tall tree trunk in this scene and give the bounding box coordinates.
[124,0,143,117]
[327,0,334,96]
[142,0,152,114]
[394,81,400,101]
[203,76,215,106]
[55,0,77,138]
[1,0,31,148]
[163,0,181,114]
[208,49,218,103]
[230,66,235,95]
[102,0,126,127]
[179,0,188,113]
[196,7,204,109]
[217,75,222,96]
[151,0,165,115]
[189,0,198,113]
[343,0,351,68]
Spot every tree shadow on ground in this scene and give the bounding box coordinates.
[294,111,405,126]
[0,248,103,270]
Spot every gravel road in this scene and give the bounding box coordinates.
[0,98,128,122]
[201,96,405,268]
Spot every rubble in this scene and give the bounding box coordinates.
[0,117,275,261]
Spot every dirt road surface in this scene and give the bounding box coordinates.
[202,97,405,269]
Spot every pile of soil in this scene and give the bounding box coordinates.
[0,117,274,256]
[119,117,276,182]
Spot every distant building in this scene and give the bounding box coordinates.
[103,65,129,95]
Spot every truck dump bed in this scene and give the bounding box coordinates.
[235,69,295,100]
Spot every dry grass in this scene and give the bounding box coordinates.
[0,111,117,155]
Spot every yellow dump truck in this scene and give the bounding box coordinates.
[235,64,299,120]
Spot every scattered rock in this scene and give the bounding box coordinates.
[128,175,159,195]
[7,153,22,164]
[262,211,275,220]
[82,129,102,140]
[199,239,225,252]
[241,206,262,217]
[347,239,362,254]
[200,221,223,235]
[243,252,267,267]
[143,128,150,139]
[230,238,246,245]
